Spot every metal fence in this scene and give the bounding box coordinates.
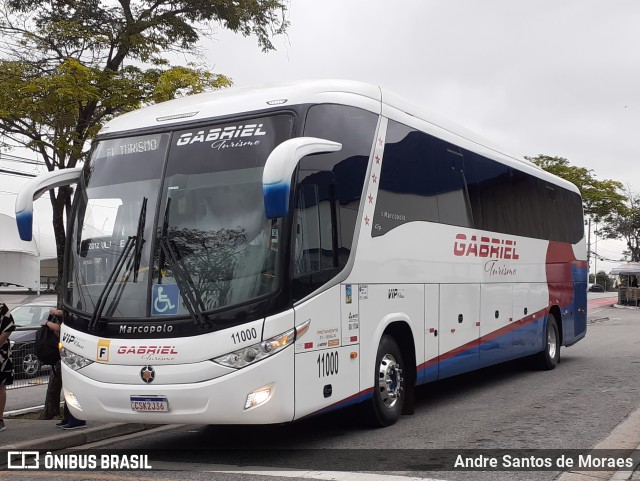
[39,276,58,294]
[8,342,51,390]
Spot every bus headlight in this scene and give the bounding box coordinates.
[213,320,310,369]
[245,383,274,410]
[61,347,94,371]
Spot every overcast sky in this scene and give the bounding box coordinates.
[201,0,639,275]
[2,0,637,274]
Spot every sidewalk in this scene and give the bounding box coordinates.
[0,418,152,450]
[0,290,155,450]
[1,386,154,450]
[588,293,618,310]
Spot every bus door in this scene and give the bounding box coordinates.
[438,284,480,378]
[513,282,548,355]
[479,283,513,367]
[422,284,440,383]
[291,180,360,419]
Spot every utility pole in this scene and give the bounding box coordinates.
[594,221,598,284]
[587,218,591,281]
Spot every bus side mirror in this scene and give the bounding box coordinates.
[15,167,83,241]
[262,137,342,219]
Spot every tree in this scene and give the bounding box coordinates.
[599,189,640,262]
[590,270,613,291]
[0,0,288,285]
[525,155,627,221]
[0,0,287,419]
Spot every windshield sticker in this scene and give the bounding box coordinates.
[176,124,267,147]
[151,284,180,316]
[105,138,159,157]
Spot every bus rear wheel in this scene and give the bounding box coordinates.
[365,334,405,427]
[534,313,560,370]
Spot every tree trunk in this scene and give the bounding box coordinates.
[40,363,62,420]
[45,185,72,420]
[50,187,70,297]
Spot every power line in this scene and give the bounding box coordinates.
[0,167,36,177]
[0,153,45,166]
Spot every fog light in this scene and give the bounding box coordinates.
[64,389,83,412]
[244,384,274,410]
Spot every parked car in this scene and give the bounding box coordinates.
[588,283,605,292]
[9,301,56,378]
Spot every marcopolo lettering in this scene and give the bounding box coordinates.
[118,324,173,334]
[453,233,520,260]
[176,124,267,146]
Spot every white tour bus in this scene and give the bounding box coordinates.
[16,80,587,427]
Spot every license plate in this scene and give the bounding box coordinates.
[130,395,169,412]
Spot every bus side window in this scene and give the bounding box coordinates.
[292,175,340,300]
[433,140,472,228]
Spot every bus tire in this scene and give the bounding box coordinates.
[534,314,560,370]
[365,334,405,427]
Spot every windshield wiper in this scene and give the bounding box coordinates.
[132,198,147,282]
[103,197,148,317]
[88,197,147,331]
[158,199,210,328]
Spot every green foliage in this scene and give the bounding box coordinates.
[599,189,640,262]
[525,155,626,221]
[0,0,288,281]
[595,271,612,290]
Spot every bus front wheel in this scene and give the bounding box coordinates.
[365,334,405,427]
[534,314,560,370]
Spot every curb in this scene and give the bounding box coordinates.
[0,423,152,451]
[609,441,640,481]
[5,404,49,417]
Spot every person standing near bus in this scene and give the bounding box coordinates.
[44,308,86,430]
[0,300,16,432]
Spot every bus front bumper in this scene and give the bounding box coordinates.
[62,347,295,425]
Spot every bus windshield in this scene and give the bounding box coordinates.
[66,114,294,320]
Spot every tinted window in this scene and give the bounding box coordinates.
[433,140,472,227]
[375,121,472,237]
[292,104,378,299]
[375,119,583,243]
[465,151,510,233]
[464,149,583,243]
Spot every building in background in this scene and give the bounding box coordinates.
[0,212,57,293]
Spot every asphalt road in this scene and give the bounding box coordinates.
[5,291,637,481]
[41,302,634,481]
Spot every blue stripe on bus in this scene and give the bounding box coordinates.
[300,388,374,420]
[305,263,589,418]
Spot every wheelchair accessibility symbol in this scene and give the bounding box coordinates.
[151,284,180,316]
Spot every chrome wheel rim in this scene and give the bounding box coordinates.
[378,354,403,408]
[22,353,39,376]
[547,325,557,359]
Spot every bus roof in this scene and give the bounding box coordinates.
[99,79,579,195]
[99,79,382,135]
